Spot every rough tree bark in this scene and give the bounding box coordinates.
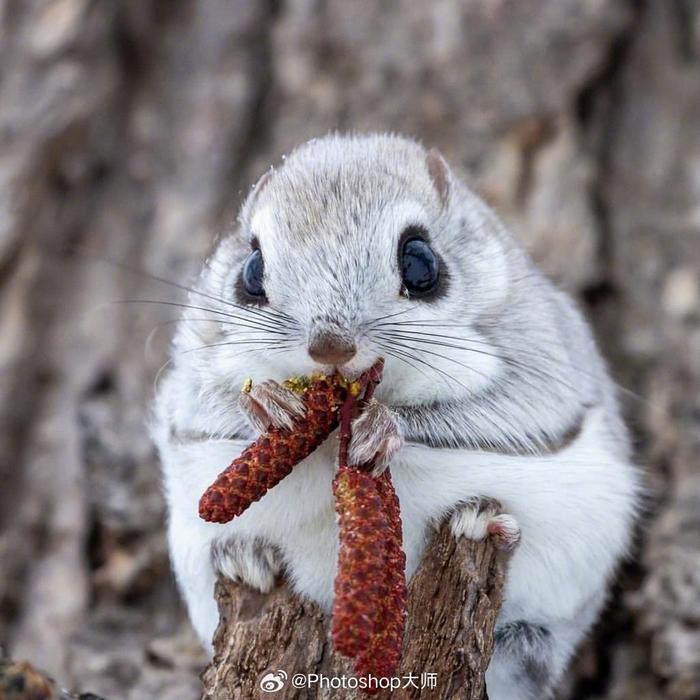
[202,523,505,700]
[1,1,699,699]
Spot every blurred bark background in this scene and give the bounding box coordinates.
[0,1,698,698]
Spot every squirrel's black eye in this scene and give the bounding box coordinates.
[399,234,440,296]
[242,249,265,297]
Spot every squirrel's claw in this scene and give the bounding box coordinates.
[238,380,306,434]
[450,497,521,552]
[348,399,403,473]
[211,537,283,593]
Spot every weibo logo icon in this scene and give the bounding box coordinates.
[259,670,287,692]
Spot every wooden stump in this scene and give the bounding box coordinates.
[202,522,506,699]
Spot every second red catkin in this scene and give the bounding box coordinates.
[353,469,407,679]
[331,466,391,658]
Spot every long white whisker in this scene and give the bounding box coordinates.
[180,338,295,355]
[113,299,291,335]
[375,340,470,392]
[376,330,579,396]
[81,252,295,325]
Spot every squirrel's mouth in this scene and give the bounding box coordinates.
[318,354,383,383]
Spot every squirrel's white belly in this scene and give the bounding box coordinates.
[162,407,638,630]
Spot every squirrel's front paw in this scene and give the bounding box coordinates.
[450,497,521,552]
[238,380,306,434]
[348,399,403,472]
[211,537,283,593]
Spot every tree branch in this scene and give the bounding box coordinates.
[202,522,506,699]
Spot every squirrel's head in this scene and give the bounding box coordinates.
[187,133,517,403]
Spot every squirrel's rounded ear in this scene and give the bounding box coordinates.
[251,167,274,202]
[426,148,451,206]
[241,167,274,222]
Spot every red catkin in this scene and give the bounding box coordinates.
[331,358,407,682]
[353,469,407,679]
[198,376,347,523]
[331,466,391,658]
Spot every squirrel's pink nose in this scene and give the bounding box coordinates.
[308,331,357,365]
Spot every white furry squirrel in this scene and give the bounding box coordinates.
[152,133,640,699]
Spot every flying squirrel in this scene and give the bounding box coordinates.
[152,133,640,699]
